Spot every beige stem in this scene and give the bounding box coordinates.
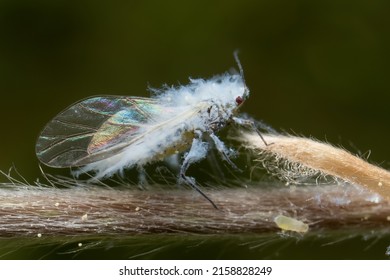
[241,133,390,201]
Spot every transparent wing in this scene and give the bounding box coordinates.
[36,96,161,167]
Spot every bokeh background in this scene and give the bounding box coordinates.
[0,0,389,259]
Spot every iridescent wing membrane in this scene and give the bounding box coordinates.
[36,96,160,167]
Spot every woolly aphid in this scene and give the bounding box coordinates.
[36,54,264,208]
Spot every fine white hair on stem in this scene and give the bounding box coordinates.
[1,165,390,237]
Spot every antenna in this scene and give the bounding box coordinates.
[233,50,249,99]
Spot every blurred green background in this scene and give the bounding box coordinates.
[0,0,389,259]
[1,0,389,179]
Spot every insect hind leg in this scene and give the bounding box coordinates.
[136,165,148,189]
[179,136,218,209]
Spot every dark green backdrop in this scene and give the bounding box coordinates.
[0,0,389,259]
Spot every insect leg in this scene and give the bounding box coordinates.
[137,165,148,189]
[179,136,218,209]
[232,116,270,146]
[209,133,241,172]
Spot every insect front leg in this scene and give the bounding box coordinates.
[209,133,241,172]
[179,131,218,209]
[232,116,270,146]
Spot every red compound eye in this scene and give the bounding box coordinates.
[235,96,244,105]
